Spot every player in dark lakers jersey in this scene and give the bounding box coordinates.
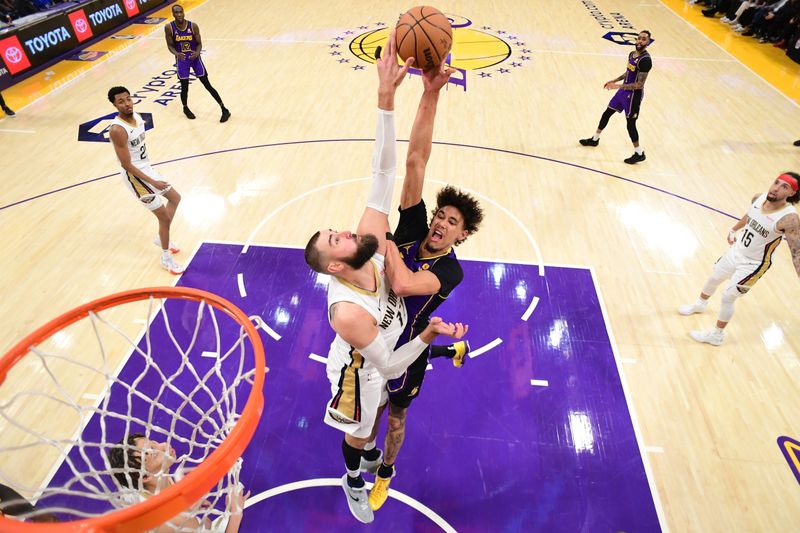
[164,4,230,122]
[367,65,484,511]
[580,30,653,164]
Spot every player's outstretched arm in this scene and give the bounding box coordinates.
[331,302,466,378]
[357,29,413,256]
[777,213,800,277]
[400,65,453,210]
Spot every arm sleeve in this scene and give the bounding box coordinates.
[638,56,652,73]
[366,109,397,215]
[359,333,429,379]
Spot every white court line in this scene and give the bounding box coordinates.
[201,351,218,359]
[620,358,638,365]
[521,48,735,62]
[645,446,665,454]
[203,38,333,44]
[0,128,36,133]
[242,176,546,282]
[250,315,281,341]
[81,393,102,401]
[237,273,247,297]
[308,353,327,364]
[529,379,549,387]
[521,296,539,321]
[245,478,456,533]
[469,338,503,358]
[657,0,799,109]
[589,267,669,532]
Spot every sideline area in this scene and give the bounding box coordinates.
[661,0,800,105]
[1,0,206,112]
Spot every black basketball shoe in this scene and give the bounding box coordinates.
[624,152,646,164]
[579,137,599,146]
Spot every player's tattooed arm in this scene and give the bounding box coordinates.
[620,71,648,91]
[604,73,626,89]
[777,213,800,277]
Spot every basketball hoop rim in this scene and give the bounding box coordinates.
[0,287,266,532]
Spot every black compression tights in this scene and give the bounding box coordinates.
[180,76,223,107]
[626,117,639,143]
[597,107,616,130]
[597,107,639,143]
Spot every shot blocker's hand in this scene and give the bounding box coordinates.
[376,28,414,92]
[421,63,455,92]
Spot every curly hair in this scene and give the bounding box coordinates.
[430,185,484,246]
[108,433,145,489]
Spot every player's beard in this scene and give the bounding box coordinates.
[343,233,379,269]
[767,193,777,201]
[636,43,646,52]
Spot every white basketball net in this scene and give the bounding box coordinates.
[0,294,261,530]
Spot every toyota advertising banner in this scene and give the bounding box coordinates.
[81,0,131,36]
[0,0,166,87]
[0,35,32,75]
[15,14,80,72]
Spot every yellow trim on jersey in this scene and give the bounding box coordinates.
[329,347,364,422]
[417,246,453,261]
[126,171,154,198]
[739,237,781,288]
[337,259,380,296]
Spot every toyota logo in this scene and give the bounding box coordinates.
[125,0,135,8]
[76,19,88,33]
[4,46,22,64]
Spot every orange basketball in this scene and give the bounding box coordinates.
[395,6,453,71]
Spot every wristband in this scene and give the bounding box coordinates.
[386,231,394,242]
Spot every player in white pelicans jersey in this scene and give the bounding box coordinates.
[107,86,183,275]
[679,173,800,345]
[303,31,466,524]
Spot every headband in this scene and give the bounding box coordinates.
[777,173,799,193]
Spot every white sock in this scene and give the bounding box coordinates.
[713,327,724,335]
[592,133,600,141]
[162,250,171,258]
[635,146,644,155]
[697,298,708,307]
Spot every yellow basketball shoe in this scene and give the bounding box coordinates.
[368,466,396,511]
[452,340,470,368]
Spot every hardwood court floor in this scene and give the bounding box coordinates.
[1,1,798,531]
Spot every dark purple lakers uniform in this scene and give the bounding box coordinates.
[608,50,651,119]
[171,20,206,80]
[387,200,463,408]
